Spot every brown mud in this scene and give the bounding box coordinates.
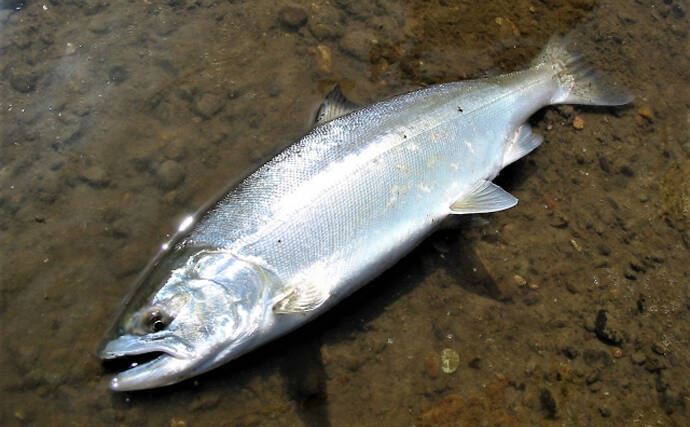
[1,0,688,425]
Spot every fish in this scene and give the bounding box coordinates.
[96,34,633,391]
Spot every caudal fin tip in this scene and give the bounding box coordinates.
[538,33,635,107]
[589,79,635,106]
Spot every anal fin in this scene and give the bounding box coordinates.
[450,181,518,214]
[502,124,543,168]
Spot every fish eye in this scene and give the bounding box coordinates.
[144,308,169,332]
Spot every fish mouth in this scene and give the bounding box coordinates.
[97,334,197,391]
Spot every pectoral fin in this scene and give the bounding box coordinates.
[313,85,361,125]
[273,282,330,314]
[450,181,518,214]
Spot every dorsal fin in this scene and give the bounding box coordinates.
[313,85,361,126]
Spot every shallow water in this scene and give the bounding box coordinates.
[1,0,688,425]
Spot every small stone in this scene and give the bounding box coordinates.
[88,16,109,34]
[108,65,128,85]
[313,44,332,73]
[586,370,600,385]
[513,274,527,286]
[572,115,585,130]
[562,346,579,360]
[156,160,185,191]
[594,310,624,345]
[9,70,38,93]
[598,156,611,173]
[340,29,377,62]
[597,244,611,256]
[570,239,582,252]
[189,394,219,411]
[612,347,623,358]
[619,165,634,177]
[423,352,439,378]
[539,388,557,419]
[440,348,460,374]
[269,84,280,97]
[80,165,109,188]
[64,42,77,55]
[599,407,611,418]
[169,418,187,427]
[651,342,667,355]
[0,10,11,24]
[637,108,653,121]
[193,93,224,118]
[672,4,685,18]
[644,357,667,372]
[278,6,307,30]
[631,351,646,365]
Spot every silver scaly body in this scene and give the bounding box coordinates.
[97,35,632,391]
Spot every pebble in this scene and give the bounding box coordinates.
[189,393,220,411]
[572,115,585,129]
[651,342,667,355]
[513,274,527,286]
[619,165,634,177]
[672,3,685,18]
[9,69,38,93]
[278,6,307,30]
[423,352,439,378]
[631,351,646,365]
[598,156,611,173]
[467,357,481,370]
[194,93,225,118]
[108,65,128,85]
[64,42,77,55]
[169,418,187,427]
[79,165,109,188]
[440,348,459,374]
[88,16,109,34]
[312,44,332,73]
[612,347,623,358]
[340,29,377,62]
[156,160,185,191]
[539,388,557,419]
[637,107,653,121]
[269,84,281,97]
[562,346,579,360]
[593,310,624,345]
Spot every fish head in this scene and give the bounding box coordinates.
[96,246,270,391]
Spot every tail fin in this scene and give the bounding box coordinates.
[533,34,634,106]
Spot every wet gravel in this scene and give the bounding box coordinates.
[0,0,688,425]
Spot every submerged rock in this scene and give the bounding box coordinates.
[156,160,185,191]
[279,7,307,30]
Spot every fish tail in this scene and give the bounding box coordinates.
[533,34,634,106]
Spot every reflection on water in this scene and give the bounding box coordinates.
[1,0,688,425]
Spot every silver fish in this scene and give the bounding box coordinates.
[96,35,632,391]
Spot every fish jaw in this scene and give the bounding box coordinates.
[98,333,203,391]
